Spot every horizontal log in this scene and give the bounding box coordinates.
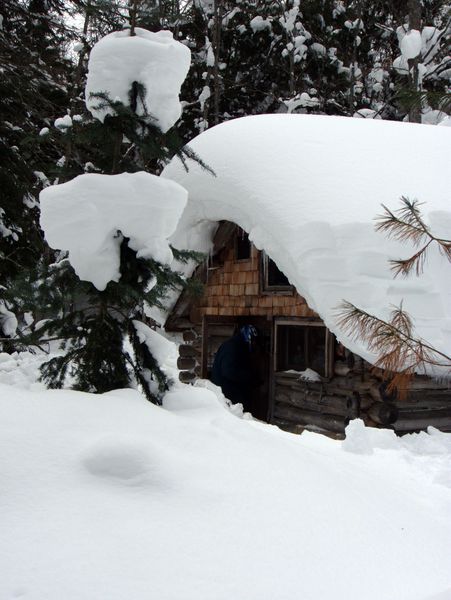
[177,357,197,371]
[394,407,451,420]
[274,404,348,433]
[274,373,380,399]
[397,399,451,412]
[366,402,398,425]
[272,418,305,434]
[275,390,359,418]
[178,371,196,383]
[182,329,199,343]
[396,390,451,409]
[178,344,201,358]
[394,416,451,432]
[407,381,451,392]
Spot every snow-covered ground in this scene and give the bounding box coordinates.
[1,352,451,600]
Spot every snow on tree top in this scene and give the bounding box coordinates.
[163,114,451,372]
[85,28,191,133]
[39,172,187,291]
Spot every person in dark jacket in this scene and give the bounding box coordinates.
[211,324,258,412]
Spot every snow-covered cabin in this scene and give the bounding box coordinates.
[163,114,451,436]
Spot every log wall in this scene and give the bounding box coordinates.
[272,370,451,438]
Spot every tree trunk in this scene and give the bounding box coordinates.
[407,0,422,123]
[212,0,223,125]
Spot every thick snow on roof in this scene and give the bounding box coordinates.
[163,114,451,370]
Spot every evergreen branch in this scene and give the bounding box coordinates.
[178,145,216,176]
[376,197,451,277]
[421,17,451,64]
[337,301,451,397]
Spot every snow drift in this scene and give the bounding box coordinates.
[163,114,451,370]
[1,380,450,600]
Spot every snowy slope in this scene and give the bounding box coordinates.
[0,380,450,600]
[163,114,451,371]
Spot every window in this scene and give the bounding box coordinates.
[235,229,251,260]
[274,320,332,377]
[261,252,292,292]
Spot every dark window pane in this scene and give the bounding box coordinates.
[267,258,290,286]
[276,325,326,376]
[307,326,326,375]
[235,230,251,260]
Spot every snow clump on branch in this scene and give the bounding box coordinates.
[39,172,187,290]
[85,28,191,133]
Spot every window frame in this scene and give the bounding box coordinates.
[273,318,335,379]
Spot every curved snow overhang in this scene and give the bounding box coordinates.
[162,114,451,372]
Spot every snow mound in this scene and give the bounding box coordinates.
[0,351,48,389]
[163,382,228,414]
[343,418,397,454]
[39,171,187,290]
[81,434,153,483]
[163,114,451,372]
[85,28,191,132]
[343,419,451,487]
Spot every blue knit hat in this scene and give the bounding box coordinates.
[240,324,257,344]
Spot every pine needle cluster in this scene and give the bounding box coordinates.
[376,197,451,277]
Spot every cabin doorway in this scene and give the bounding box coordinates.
[202,316,272,421]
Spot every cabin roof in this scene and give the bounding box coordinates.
[162,114,451,372]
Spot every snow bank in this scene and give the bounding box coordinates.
[0,351,46,389]
[163,114,451,371]
[343,419,451,487]
[1,383,451,600]
[85,28,191,132]
[39,172,187,290]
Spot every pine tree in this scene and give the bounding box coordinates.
[7,13,205,402]
[0,0,77,344]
